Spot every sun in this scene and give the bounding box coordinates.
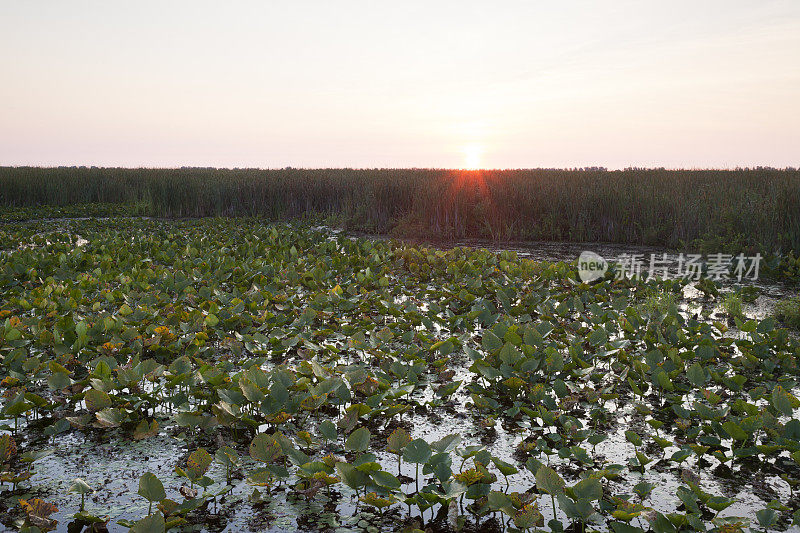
[461,144,483,170]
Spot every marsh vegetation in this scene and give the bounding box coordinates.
[2,167,799,253]
[1,216,799,532]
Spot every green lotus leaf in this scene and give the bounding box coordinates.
[129,511,165,533]
[403,438,431,464]
[345,426,371,453]
[138,472,166,503]
[535,465,565,496]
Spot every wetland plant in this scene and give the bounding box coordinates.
[774,295,800,329]
[138,472,166,515]
[1,219,799,531]
[67,478,92,512]
[722,292,744,319]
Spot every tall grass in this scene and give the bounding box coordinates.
[1,166,798,252]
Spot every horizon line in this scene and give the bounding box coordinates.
[2,165,799,172]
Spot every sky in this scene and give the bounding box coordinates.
[1,1,799,170]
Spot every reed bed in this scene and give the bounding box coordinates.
[1,166,798,251]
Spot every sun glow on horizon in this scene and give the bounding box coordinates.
[461,144,484,170]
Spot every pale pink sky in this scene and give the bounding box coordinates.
[1,1,799,169]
